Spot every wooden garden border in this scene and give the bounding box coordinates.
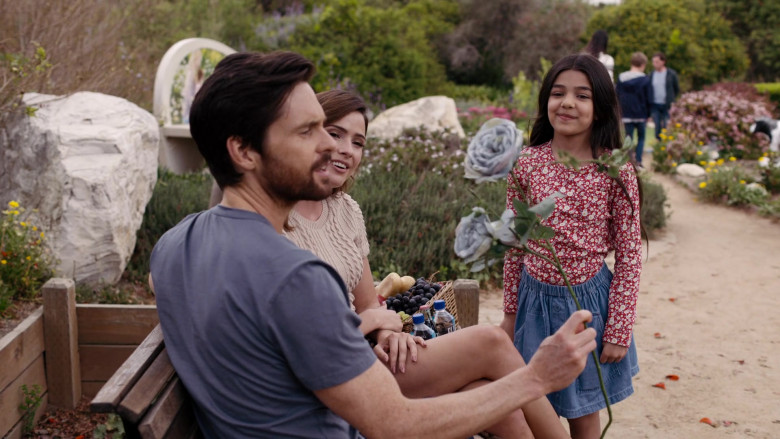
[0,278,159,438]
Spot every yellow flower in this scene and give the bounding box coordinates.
[699,161,707,166]
[32,226,37,231]
[26,256,31,261]
[740,180,746,184]
[20,221,27,227]
[660,146,666,151]
[716,159,724,165]
[698,141,704,146]
[12,210,20,215]
[668,136,674,140]
[672,162,678,167]
[40,232,45,238]
[729,156,737,162]
[8,200,19,208]
[675,123,681,128]
[662,128,667,133]
[699,182,707,189]
[696,150,703,156]
[708,161,716,167]
[659,134,667,140]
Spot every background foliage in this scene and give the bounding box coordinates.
[588,0,749,90]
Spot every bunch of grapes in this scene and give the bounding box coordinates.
[385,277,442,316]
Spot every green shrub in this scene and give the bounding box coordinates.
[0,201,55,313]
[126,169,213,282]
[290,0,453,108]
[353,128,505,283]
[589,0,749,90]
[640,175,669,237]
[754,83,780,108]
[698,165,769,207]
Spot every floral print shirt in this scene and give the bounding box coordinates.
[503,141,642,347]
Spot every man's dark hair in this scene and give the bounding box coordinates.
[189,51,315,188]
[652,52,666,63]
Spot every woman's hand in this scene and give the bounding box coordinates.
[373,330,427,374]
[359,307,403,335]
[600,341,628,363]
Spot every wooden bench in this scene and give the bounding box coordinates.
[90,325,201,439]
[90,279,480,438]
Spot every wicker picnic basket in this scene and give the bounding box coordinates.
[401,281,461,333]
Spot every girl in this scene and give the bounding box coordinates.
[287,89,569,439]
[584,30,614,82]
[500,54,641,439]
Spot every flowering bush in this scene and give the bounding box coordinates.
[458,105,528,135]
[362,127,467,179]
[654,87,774,171]
[0,201,54,314]
[464,118,523,183]
[697,165,770,207]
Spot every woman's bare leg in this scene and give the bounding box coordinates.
[388,325,568,439]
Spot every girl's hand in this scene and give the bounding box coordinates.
[500,312,516,341]
[373,330,427,374]
[600,342,628,363]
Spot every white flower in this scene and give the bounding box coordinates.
[454,207,494,264]
[490,209,518,246]
[758,156,770,168]
[464,118,523,183]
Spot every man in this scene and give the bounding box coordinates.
[648,52,680,141]
[617,51,651,166]
[150,51,596,438]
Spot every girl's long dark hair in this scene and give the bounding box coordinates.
[529,53,647,244]
[529,53,622,158]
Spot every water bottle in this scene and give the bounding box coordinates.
[433,300,456,336]
[411,313,436,340]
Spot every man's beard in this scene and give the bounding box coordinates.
[261,151,333,204]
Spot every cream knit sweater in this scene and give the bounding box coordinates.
[285,193,370,309]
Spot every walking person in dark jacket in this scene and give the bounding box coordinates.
[617,52,651,166]
[648,52,680,142]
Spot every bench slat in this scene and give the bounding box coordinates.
[118,348,176,423]
[138,376,198,439]
[90,325,165,413]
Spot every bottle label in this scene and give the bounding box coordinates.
[434,316,455,336]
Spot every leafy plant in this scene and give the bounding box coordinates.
[0,201,55,314]
[640,174,669,237]
[18,384,43,436]
[126,169,213,282]
[93,413,125,439]
[353,127,506,284]
[698,165,770,207]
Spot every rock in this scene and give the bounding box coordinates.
[676,163,706,178]
[369,96,465,140]
[0,92,159,285]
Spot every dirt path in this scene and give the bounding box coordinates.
[479,172,780,438]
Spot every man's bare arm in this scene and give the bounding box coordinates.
[315,310,596,439]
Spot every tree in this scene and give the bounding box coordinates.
[709,0,780,82]
[588,0,749,90]
[440,0,589,86]
[289,0,453,107]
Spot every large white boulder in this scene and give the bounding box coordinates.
[676,163,706,178]
[0,92,159,284]
[369,96,466,140]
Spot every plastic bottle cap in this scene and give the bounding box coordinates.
[412,313,425,324]
[433,300,446,310]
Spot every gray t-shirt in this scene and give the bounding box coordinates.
[151,205,377,438]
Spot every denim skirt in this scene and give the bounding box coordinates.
[514,264,639,418]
